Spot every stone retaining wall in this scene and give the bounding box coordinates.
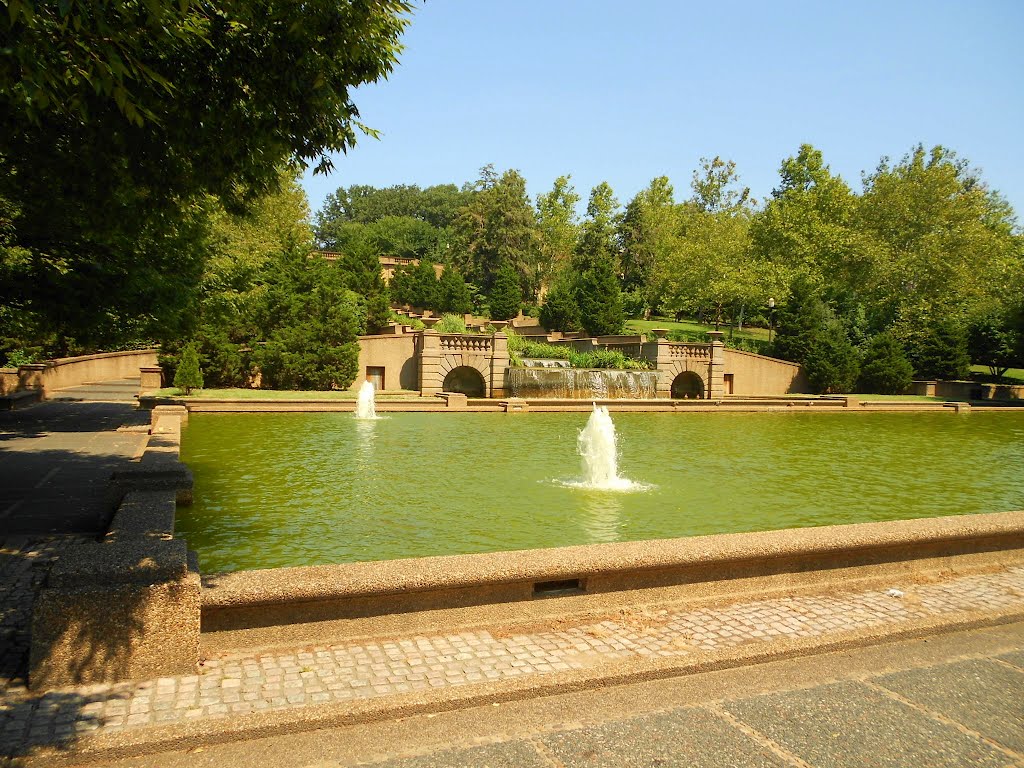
[200,510,1024,634]
[29,405,198,689]
[1,350,157,397]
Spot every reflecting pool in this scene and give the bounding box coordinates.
[176,411,1024,572]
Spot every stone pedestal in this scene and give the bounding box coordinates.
[139,366,164,393]
[30,539,200,689]
[435,392,468,409]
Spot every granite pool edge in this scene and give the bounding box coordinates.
[199,511,1024,631]
[138,395,1007,413]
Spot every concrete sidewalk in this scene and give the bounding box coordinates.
[34,620,1024,768]
[0,399,149,535]
[2,554,1022,766]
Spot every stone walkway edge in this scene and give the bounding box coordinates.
[3,565,1024,765]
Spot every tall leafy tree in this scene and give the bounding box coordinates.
[1,0,412,354]
[572,183,624,335]
[619,176,676,316]
[659,159,773,329]
[453,166,539,298]
[535,175,580,298]
[750,144,871,296]
[856,145,1021,334]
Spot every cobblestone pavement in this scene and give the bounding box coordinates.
[0,538,87,698]
[2,565,1023,760]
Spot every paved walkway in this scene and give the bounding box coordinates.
[0,397,148,535]
[1,553,1022,763]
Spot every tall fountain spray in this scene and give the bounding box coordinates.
[354,380,379,420]
[575,404,640,491]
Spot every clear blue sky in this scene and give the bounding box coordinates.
[301,0,1024,222]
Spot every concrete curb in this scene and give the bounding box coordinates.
[133,396,1024,413]
[26,605,1024,766]
[199,511,1024,632]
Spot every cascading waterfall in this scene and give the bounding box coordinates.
[354,380,379,420]
[506,368,658,399]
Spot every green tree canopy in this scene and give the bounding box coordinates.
[534,175,580,297]
[619,176,676,315]
[453,166,539,299]
[1,0,411,355]
[856,145,1021,333]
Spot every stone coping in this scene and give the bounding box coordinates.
[135,396,1014,413]
[200,511,1024,615]
[47,538,190,588]
[46,348,159,367]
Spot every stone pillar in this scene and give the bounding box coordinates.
[490,333,509,398]
[30,538,200,689]
[139,366,164,394]
[648,341,673,398]
[18,363,47,394]
[707,331,725,399]
[418,331,442,396]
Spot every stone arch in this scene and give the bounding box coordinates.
[442,366,486,397]
[671,370,705,399]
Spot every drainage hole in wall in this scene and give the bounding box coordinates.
[533,579,585,597]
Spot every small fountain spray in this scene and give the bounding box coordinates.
[573,404,645,491]
[354,379,379,420]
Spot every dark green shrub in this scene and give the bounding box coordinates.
[772,276,829,363]
[540,283,581,333]
[857,333,913,394]
[173,344,204,394]
[573,256,624,335]
[804,324,860,394]
[437,267,473,315]
[908,320,971,380]
[488,261,522,321]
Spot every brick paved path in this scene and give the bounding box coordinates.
[2,564,1022,759]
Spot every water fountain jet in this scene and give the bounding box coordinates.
[571,404,647,492]
[354,380,379,420]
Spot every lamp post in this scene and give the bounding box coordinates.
[768,298,776,344]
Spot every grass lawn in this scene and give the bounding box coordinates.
[850,394,947,402]
[970,365,1024,384]
[150,388,422,400]
[626,317,771,342]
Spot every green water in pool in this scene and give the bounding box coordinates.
[176,411,1024,573]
